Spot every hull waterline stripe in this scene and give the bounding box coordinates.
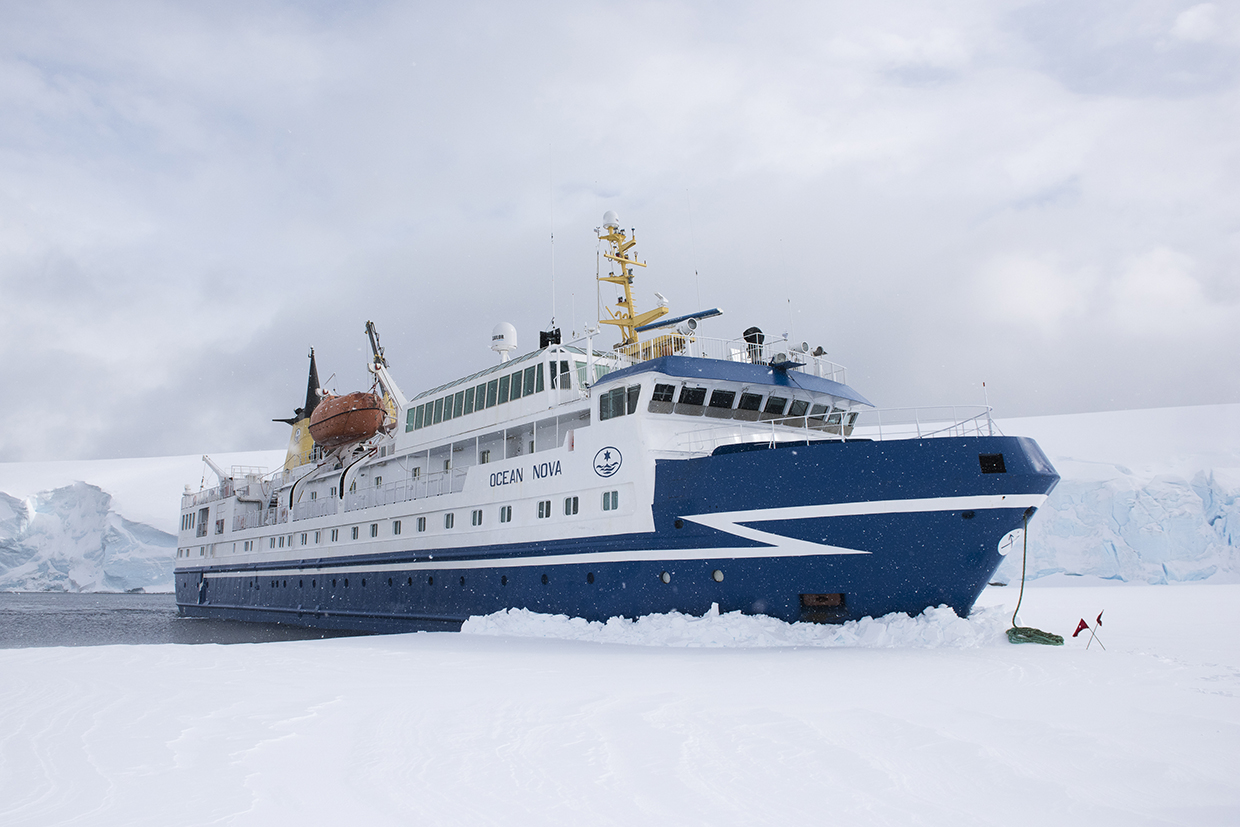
[195,492,1046,580]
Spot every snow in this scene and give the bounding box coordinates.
[463,601,1010,648]
[0,406,1237,824]
[2,583,1237,825]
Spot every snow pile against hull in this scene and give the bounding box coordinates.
[462,602,1010,648]
[0,482,175,593]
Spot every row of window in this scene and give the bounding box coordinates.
[646,381,858,426]
[212,492,621,554]
[194,566,728,596]
[407,361,558,432]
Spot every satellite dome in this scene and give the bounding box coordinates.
[602,210,620,229]
[491,322,518,362]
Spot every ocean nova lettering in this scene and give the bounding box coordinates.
[488,461,563,488]
[533,460,561,479]
[489,468,523,487]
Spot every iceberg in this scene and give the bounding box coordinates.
[0,482,175,593]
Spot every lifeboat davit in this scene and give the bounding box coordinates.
[308,391,385,449]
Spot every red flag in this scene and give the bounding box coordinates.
[1073,619,1089,637]
[1096,611,1104,627]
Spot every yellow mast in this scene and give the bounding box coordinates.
[597,215,668,346]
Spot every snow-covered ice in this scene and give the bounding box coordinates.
[0,406,1236,824]
[1,583,1237,826]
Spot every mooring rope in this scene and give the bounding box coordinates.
[1006,509,1064,646]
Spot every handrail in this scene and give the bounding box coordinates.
[672,405,998,454]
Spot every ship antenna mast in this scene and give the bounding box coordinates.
[597,211,668,346]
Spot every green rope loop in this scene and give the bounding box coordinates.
[1007,510,1063,646]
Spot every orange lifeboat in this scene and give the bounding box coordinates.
[308,392,385,448]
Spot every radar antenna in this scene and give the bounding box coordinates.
[596,211,668,346]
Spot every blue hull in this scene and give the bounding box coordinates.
[177,435,1058,632]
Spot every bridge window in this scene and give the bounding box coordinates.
[709,390,735,409]
[498,374,511,404]
[788,399,809,417]
[678,386,706,406]
[763,396,789,416]
[464,386,476,414]
[551,360,572,389]
[738,392,762,411]
[600,385,642,421]
[652,383,674,402]
[486,379,498,407]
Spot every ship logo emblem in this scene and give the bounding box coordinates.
[593,447,622,477]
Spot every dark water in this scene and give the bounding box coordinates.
[0,592,370,648]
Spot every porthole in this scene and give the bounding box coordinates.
[962,511,975,520]
[407,576,413,585]
[459,576,466,587]
[428,576,434,585]
[501,575,508,586]
[332,578,337,587]
[388,577,393,586]
[361,578,366,587]
[541,573,549,585]
[660,571,671,584]
[586,572,595,584]
[712,569,724,582]
[674,519,684,529]
[312,579,316,588]
[299,579,303,588]
[344,578,349,587]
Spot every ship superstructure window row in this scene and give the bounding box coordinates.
[407,362,548,432]
[645,380,858,430]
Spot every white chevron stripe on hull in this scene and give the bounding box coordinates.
[204,492,1045,578]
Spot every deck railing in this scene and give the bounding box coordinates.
[673,405,997,454]
[342,468,468,513]
[611,333,848,384]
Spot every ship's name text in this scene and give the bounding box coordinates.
[489,460,562,488]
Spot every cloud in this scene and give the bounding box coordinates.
[1172,4,1222,43]
[0,0,1238,459]
[1107,247,1232,337]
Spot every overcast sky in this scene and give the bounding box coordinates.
[1,0,1237,462]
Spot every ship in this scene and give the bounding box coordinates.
[175,212,1060,632]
